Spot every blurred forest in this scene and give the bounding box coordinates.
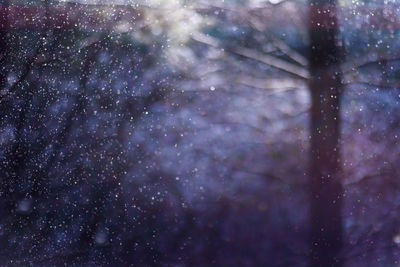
[0,0,400,266]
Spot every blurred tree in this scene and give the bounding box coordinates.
[308,0,343,265]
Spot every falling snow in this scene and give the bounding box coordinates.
[0,0,399,266]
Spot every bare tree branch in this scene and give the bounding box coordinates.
[343,55,400,74]
[271,37,308,67]
[343,80,400,90]
[191,32,309,80]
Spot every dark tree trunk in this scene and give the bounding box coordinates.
[308,0,343,266]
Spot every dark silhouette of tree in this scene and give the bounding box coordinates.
[308,0,343,265]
